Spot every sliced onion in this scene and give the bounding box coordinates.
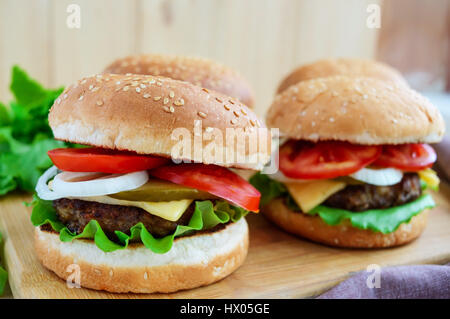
[36,166,62,200]
[350,167,403,186]
[36,166,149,200]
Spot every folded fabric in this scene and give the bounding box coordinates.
[317,264,450,299]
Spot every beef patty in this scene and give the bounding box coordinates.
[323,173,422,212]
[53,198,195,238]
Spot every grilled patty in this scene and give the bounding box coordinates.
[324,173,422,212]
[53,198,195,238]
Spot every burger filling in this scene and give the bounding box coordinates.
[251,140,439,234]
[32,147,261,254]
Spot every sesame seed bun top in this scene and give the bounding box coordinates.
[277,58,408,94]
[103,54,255,108]
[267,76,445,145]
[49,73,270,170]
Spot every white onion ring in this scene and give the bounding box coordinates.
[36,166,149,200]
[350,167,403,186]
[36,166,61,200]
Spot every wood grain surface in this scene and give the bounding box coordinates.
[0,183,449,299]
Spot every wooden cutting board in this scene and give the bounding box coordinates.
[0,184,449,299]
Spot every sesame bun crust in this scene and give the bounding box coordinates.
[104,54,255,108]
[49,74,269,170]
[267,76,445,144]
[262,198,428,248]
[34,219,249,293]
[277,58,408,93]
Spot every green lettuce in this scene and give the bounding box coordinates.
[249,172,288,206]
[0,66,65,196]
[250,172,436,234]
[309,194,435,233]
[31,196,248,254]
[0,232,7,296]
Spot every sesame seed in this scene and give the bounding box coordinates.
[89,85,94,90]
[169,91,175,98]
[153,96,161,101]
[96,100,103,106]
[125,73,132,76]
[136,87,141,93]
[116,81,121,85]
[229,100,235,104]
[163,106,170,113]
[81,79,87,84]
[163,97,169,105]
[91,87,99,92]
[202,88,209,93]
[169,106,175,113]
[250,119,256,126]
[241,109,247,115]
[78,95,84,101]
[215,97,223,103]
[329,117,335,122]
[224,105,231,111]
[149,79,156,84]
[143,93,150,98]
[109,270,113,277]
[198,111,207,118]
[230,119,237,125]
[174,98,184,106]
[63,94,68,99]
[363,94,368,99]
[156,81,162,86]
[123,86,129,91]
[56,98,61,104]
[311,121,316,127]
[131,81,139,87]
[140,84,146,89]
[205,127,213,133]
[331,91,339,97]
[144,272,148,280]
[233,111,240,117]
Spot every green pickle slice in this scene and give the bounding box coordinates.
[109,178,216,202]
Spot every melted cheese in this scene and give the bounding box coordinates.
[71,196,193,222]
[285,180,346,212]
[418,168,440,190]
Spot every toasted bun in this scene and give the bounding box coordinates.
[277,58,408,93]
[262,198,428,248]
[34,219,248,293]
[267,76,445,144]
[104,54,254,107]
[49,74,269,170]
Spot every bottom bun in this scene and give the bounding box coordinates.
[34,218,249,293]
[262,198,428,248]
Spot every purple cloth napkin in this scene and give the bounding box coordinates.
[317,264,450,299]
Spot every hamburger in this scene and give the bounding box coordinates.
[32,73,269,293]
[104,54,255,108]
[251,76,445,248]
[277,58,408,94]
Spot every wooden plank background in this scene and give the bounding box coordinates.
[0,0,381,117]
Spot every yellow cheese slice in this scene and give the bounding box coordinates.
[418,168,440,190]
[285,180,346,212]
[71,196,193,222]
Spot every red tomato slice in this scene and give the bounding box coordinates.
[48,148,169,174]
[279,140,382,179]
[373,144,436,171]
[149,164,261,212]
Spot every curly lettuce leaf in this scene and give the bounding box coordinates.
[31,196,248,254]
[0,66,66,196]
[308,194,435,234]
[0,232,7,296]
[249,172,288,206]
